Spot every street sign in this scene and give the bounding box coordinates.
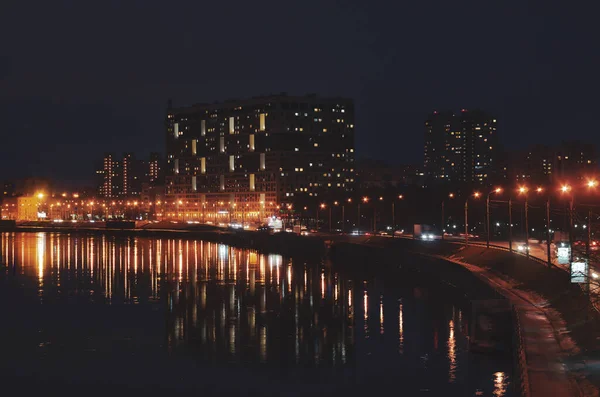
[571,261,588,284]
[557,246,570,265]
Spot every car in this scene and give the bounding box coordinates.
[420,233,436,241]
[517,243,530,252]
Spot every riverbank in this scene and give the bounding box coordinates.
[332,237,600,397]
[0,222,329,260]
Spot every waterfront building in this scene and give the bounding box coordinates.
[164,93,355,222]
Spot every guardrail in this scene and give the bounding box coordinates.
[512,305,531,397]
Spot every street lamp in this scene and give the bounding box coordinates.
[392,194,404,237]
[441,193,454,241]
[358,197,368,232]
[585,179,598,270]
[465,192,481,246]
[561,184,574,267]
[518,186,530,257]
[486,187,502,248]
[343,198,351,233]
[536,187,552,267]
[316,203,326,232]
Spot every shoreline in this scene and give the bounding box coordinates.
[0,225,330,260]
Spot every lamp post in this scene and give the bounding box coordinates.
[287,204,293,230]
[317,203,325,232]
[518,187,530,257]
[393,194,403,237]
[465,192,481,247]
[486,187,502,248]
[375,196,383,233]
[343,199,351,234]
[585,180,598,288]
[561,184,574,269]
[535,187,553,267]
[442,193,454,241]
[333,201,340,233]
[359,197,368,232]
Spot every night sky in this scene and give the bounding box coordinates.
[1,0,599,186]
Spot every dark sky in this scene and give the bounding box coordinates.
[1,0,599,186]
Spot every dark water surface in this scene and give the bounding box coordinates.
[0,232,512,396]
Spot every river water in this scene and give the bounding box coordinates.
[0,232,513,396]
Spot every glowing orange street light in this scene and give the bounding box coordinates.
[464,192,482,247]
[561,184,571,194]
[517,186,533,257]
[362,197,369,203]
[320,203,326,209]
[536,187,543,193]
[448,193,454,198]
[485,188,503,248]
[379,196,383,201]
[587,179,598,189]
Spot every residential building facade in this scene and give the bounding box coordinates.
[165,94,355,222]
[424,109,498,186]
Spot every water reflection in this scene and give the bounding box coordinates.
[0,232,513,395]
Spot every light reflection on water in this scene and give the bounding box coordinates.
[0,232,512,396]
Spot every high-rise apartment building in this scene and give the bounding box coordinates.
[147,152,163,184]
[165,94,355,222]
[424,109,498,185]
[97,153,154,198]
[122,153,142,197]
[97,153,122,198]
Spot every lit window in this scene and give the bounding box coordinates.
[259,113,266,131]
